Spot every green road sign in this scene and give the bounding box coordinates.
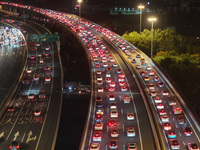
[28,34,59,42]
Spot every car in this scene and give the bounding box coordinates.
[103,63,108,67]
[112,63,118,67]
[140,58,145,62]
[141,62,147,66]
[7,106,15,112]
[188,143,199,150]
[108,120,117,127]
[116,68,122,73]
[160,115,169,122]
[45,76,51,82]
[96,101,103,108]
[161,90,169,96]
[154,97,162,103]
[163,123,171,130]
[111,128,119,137]
[140,71,146,76]
[96,77,102,81]
[30,56,35,60]
[118,77,125,82]
[89,143,100,150]
[110,82,116,87]
[9,141,20,150]
[127,127,135,137]
[131,59,136,63]
[167,130,176,138]
[110,109,118,117]
[44,52,50,56]
[121,86,128,91]
[157,82,164,87]
[33,76,39,81]
[96,70,102,75]
[96,108,104,115]
[95,114,103,122]
[106,77,111,83]
[148,70,154,75]
[107,67,112,71]
[143,76,149,81]
[92,131,102,141]
[123,95,131,103]
[109,140,118,149]
[97,80,103,85]
[45,66,51,71]
[96,96,102,102]
[128,143,137,150]
[148,84,155,90]
[136,65,141,69]
[108,86,115,92]
[94,122,103,130]
[156,103,164,109]
[153,76,159,81]
[45,47,50,50]
[27,93,35,101]
[169,139,180,149]
[146,66,152,70]
[36,43,40,46]
[110,102,117,109]
[150,91,157,97]
[127,113,134,120]
[26,69,32,74]
[34,109,42,116]
[109,94,115,101]
[95,64,100,68]
[183,127,193,136]
[110,58,115,62]
[98,87,104,92]
[119,73,125,78]
[31,48,36,51]
[136,54,141,58]
[158,109,167,115]
[108,54,113,58]
[177,115,186,124]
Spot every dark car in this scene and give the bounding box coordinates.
[109,140,118,149]
[9,141,20,150]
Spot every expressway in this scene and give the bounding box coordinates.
[1,2,200,150]
[0,17,62,150]
[40,9,200,150]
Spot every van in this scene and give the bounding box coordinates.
[39,57,43,64]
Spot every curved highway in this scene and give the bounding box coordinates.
[0,17,62,150]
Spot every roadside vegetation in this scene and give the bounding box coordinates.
[122,28,200,114]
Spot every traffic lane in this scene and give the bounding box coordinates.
[104,42,156,149]
[128,52,200,148]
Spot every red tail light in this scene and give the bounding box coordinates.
[16,145,20,148]
[9,146,13,149]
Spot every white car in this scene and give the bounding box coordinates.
[109,94,115,101]
[156,103,164,109]
[127,127,135,137]
[94,122,103,130]
[154,97,162,103]
[98,87,104,92]
[97,77,102,81]
[160,115,169,122]
[146,66,152,70]
[188,143,199,150]
[110,109,118,118]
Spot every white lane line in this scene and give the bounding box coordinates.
[107,125,108,132]
[179,133,182,136]
[123,144,125,150]
[176,125,179,128]
[122,124,124,132]
[21,133,26,142]
[106,145,108,150]
[121,108,123,114]
[183,142,185,145]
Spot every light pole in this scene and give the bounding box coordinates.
[78,0,82,17]
[138,5,145,34]
[148,17,157,59]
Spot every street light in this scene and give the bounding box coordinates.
[148,17,157,59]
[78,0,82,17]
[138,5,145,34]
